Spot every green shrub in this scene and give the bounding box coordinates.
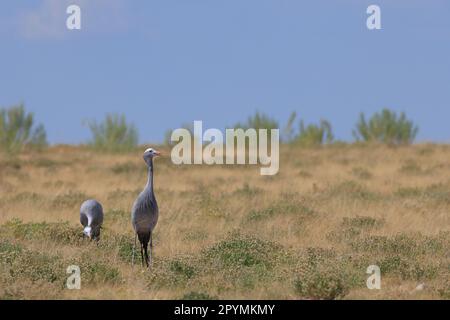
[353,109,418,145]
[0,219,83,245]
[116,235,135,263]
[294,248,353,299]
[87,113,138,152]
[0,240,23,265]
[0,104,47,154]
[202,232,281,269]
[282,112,333,146]
[294,269,349,300]
[234,111,278,132]
[294,119,334,146]
[350,233,449,257]
[74,259,121,284]
[232,111,279,142]
[13,252,62,283]
[147,255,199,287]
[169,258,196,279]
[188,232,291,290]
[377,255,438,281]
[0,240,64,284]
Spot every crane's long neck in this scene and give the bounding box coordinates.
[145,159,154,195]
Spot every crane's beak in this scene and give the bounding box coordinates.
[154,151,161,156]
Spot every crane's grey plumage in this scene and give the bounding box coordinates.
[131,147,161,268]
[80,199,104,240]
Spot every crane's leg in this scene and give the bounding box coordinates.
[132,234,137,265]
[140,242,145,267]
[94,231,100,245]
[143,241,150,268]
[148,232,153,268]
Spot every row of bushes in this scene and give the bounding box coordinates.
[263,110,417,146]
[165,109,418,147]
[0,105,139,154]
[0,104,419,154]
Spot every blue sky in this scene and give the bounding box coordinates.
[1,0,449,144]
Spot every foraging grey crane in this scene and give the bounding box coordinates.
[131,147,161,268]
[80,199,104,240]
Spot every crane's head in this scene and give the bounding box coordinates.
[83,226,101,240]
[143,147,161,165]
[83,226,92,238]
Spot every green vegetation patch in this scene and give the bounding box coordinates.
[0,219,83,245]
[0,240,64,284]
[0,104,47,154]
[148,231,291,292]
[349,233,449,281]
[88,113,138,153]
[293,248,362,300]
[203,232,281,269]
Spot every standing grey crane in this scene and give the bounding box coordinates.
[131,147,161,268]
[80,199,104,241]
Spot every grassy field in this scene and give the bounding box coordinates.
[0,144,449,300]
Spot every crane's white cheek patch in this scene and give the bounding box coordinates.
[83,226,92,236]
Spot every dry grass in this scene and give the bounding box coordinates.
[0,144,449,300]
